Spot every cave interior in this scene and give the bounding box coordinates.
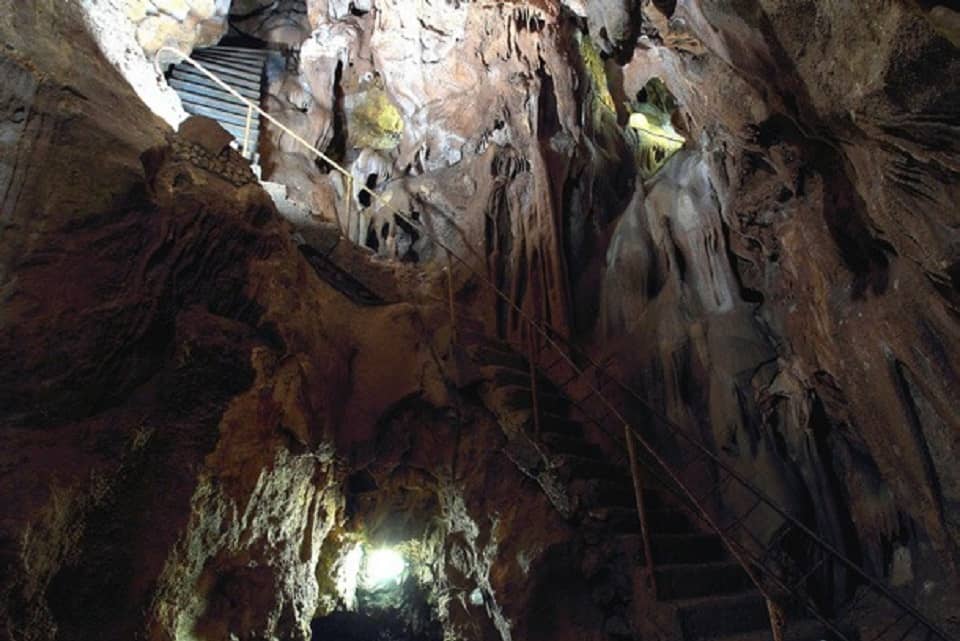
[1,1,960,640]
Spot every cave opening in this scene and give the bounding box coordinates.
[311,540,443,641]
[393,214,421,262]
[350,4,371,18]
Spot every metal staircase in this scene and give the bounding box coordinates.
[457,322,863,640]
[463,320,957,640]
[167,46,268,168]
[461,327,790,640]
[154,48,958,641]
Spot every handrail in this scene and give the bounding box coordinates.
[154,47,487,267]
[537,328,956,640]
[154,48,956,641]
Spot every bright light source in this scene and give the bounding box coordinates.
[363,548,406,587]
[628,112,650,129]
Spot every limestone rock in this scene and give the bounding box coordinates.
[125,0,150,22]
[177,115,235,155]
[185,0,216,20]
[929,5,960,47]
[152,0,191,21]
[136,13,182,54]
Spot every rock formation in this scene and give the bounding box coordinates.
[2,0,959,640]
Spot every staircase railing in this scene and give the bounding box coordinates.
[460,308,956,641]
[154,47,356,238]
[154,48,956,641]
[530,328,957,641]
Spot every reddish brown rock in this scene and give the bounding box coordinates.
[2,1,960,640]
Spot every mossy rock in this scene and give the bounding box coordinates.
[577,33,616,114]
[348,88,404,151]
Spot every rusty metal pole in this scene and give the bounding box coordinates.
[344,175,353,240]
[625,423,657,596]
[528,329,541,438]
[445,265,457,346]
[767,599,785,641]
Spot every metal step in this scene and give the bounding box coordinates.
[171,60,262,91]
[193,47,270,63]
[490,384,569,414]
[175,86,258,118]
[539,412,585,438]
[178,100,260,131]
[170,65,261,95]
[675,590,769,640]
[180,93,260,126]
[651,533,726,564]
[555,454,630,481]
[541,433,603,458]
[169,70,261,101]
[712,619,859,641]
[584,506,640,533]
[466,343,529,371]
[298,245,385,306]
[184,59,264,85]
[646,507,695,534]
[168,78,252,108]
[195,45,271,60]
[168,46,267,161]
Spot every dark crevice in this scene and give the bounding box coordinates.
[722,222,765,304]
[536,65,561,141]
[651,0,677,17]
[808,397,863,607]
[322,60,347,169]
[365,221,380,253]
[394,214,421,263]
[359,173,377,208]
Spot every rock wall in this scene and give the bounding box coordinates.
[0,4,599,641]
[0,3,373,639]
[264,1,597,334]
[578,0,960,626]
[75,0,234,127]
[130,0,232,55]
[643,0,957,551]
[3,0,960,639]
[258,0,960,628]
